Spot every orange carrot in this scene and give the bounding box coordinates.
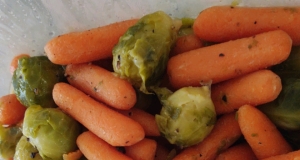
[125,138,157,160]
[66,63,136,110]
[53,82,145,146]
[211,69,282,115]
[10,54,29,74]
[77,131,132,160]
[215,143,258,160]
[118,108,160,136]
[44,19,138,65]
[167,30,292,89]
[173,112,242,160]
[237,104,292,159]
[0,94,27,126]
[261,150,300,160]
[193,6,300,45]
[62,150,83,160]
[170,34,203,57]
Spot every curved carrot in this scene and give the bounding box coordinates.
[53,82,145,146]
[45,19,138,65]
[237,104,292,159]
[216,143,257,160]
[211,70,282,115]
[0,94,27,126]
[125,138,157,160]
[10,54,29,75]
[66,63,136,110]
[167,30,292,89]
[194,6,300,45]
[118,108,160,136]
[173,112,242,160]
[77,131,132,160]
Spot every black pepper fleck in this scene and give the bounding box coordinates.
[222,95,227,103]
[30,152,37,158]
[219,53,225,57]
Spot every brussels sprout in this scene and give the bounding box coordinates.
[178,17,195,36]
[12,56,65,108]
[259,78,300,130]
[153,86,216,148]
[112,11,181,93]
[14,136,43,160]
[23,105,81,160]
[0,125,23,160]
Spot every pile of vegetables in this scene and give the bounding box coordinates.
[1,5,300,160]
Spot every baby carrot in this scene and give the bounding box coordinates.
[66,63,136,110]
[10,54,29,75]
[167,30,292,89]
[170,34,203,57]
[237,104,292,159]
[215,143,258,160]
[261,150,300,160]
[53,82,145,146]
[211,69,282,115]
[77,131,132,160]
[45,19,138,65]
[125,138,157,160]
[0,94,27,126]
[118,108,160,136]
[173,112,242,160]
[193,6,300,45]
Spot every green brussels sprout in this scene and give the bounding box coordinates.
[14,136,43,160]
[23,105,81,160]
[112,11,181,93]
[259,78,300,130]
[178,17,195,36]
[153,86,216,148]
[0,125,23,160]
[12,56,65,108]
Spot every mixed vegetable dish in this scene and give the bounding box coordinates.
[2,4,300,160]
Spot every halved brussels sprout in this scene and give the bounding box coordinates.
[153,86,216,148]
[12,56,65,108]
[0,125,23,160]
[14,136,43,160]
[112,11,181,93]
[22,105,81,160]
